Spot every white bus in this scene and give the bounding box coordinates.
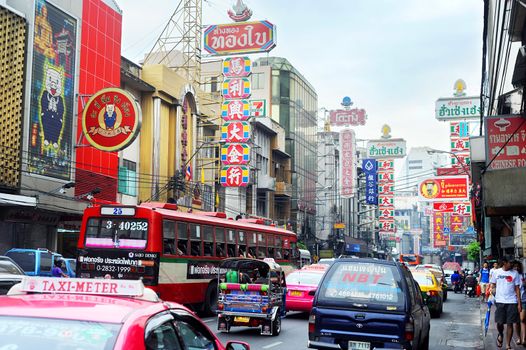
[299,249,311,268]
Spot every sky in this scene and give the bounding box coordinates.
[119,0,484,152]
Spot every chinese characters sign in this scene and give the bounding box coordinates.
[222,78,251,99]
[485,115,526,170]
[363,159,378,205]
[378,158,395,233]
[221,100,250,121]
[221,144,250,165]
[222,57,251,77]
[340,129,355,198]
[221,121,250,143]
[220,166,249,187]
[418,176,469,202]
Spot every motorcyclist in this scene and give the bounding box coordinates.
[464,273,478,297]
[451,270,461,293]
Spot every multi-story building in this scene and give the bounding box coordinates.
[397,147,449,191]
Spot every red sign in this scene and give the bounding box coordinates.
[220,143,250,165]
[220,165,250,187]
[204,20,276,56]
[330,109,367,126]
[221,121,250,143]
[20,277,144,296]
[340,129,355,198]
[433,202,454,212]
[436,167,464,176]
[221,100,250,121]
[485,115,526,170]
[418,176,469,201]
[82,88,141,151]
[433,212,448,247]
[222,78,251,99]
[222,57,251,77]
[450,137,470,152]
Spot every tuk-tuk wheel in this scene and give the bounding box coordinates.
[272,312,281,336]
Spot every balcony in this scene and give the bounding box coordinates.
[275,181,292,197]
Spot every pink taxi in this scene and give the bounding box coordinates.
[285,264,328,312]
[0,277,249,350]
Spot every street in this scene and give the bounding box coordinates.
[203,292,483,350]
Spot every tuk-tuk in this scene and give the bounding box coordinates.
[216,257,286,336]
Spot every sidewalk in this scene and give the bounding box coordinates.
[481,300,524,349]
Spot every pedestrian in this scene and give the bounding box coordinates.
[490,257,522,349]
[513,261,526,345]
[52,260,68,278]
[479,262,490,302]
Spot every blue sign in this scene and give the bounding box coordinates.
[363,159,378,205]
[341,96,353,107]
[346,243,361,253]
[443,227,450,234]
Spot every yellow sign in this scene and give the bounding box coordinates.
[319,250,334,258]
[334,223,345,229]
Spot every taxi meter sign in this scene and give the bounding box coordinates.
[20,277,145,296]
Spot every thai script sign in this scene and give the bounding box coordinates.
[221,121,251,143]
[329,109,367,126]
[221,143,250,165]
[340,129,356,198]
[367,139,406,159]
[222,77,251,99]
[435,96,481,121]
[204,20,276,56]
[82,88,141,151]
[220,165,250,187]
[362,159,378,205]
[418,176,470,202]
[222,56,251,77]
[221,100,250,121]
[485,115,526,170]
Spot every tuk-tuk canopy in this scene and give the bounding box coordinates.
[219,258,282,276]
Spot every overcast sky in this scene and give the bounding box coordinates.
[119,0,483,152]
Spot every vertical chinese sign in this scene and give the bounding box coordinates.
[340,129,356,198]
[220,57,252,187]
[377,159,395,235]
[362,159,378,205]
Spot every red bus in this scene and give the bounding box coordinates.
[399,254,423,266]
[76,202,299,314]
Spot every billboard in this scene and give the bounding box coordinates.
[329,109,367,126]
[220,165,249,187]
[418,176,470,201]
[204,20,276,56]
[435,97,481,121]
[485,115,526,170]
[366,139,406,159]
[28,0,77,180]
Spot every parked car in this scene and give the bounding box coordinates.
[286,264,328,313]
[414,264,448,301]
[2,276,250,350]
[412,271,443,317]
[0,256,25,295]
[308,258,431,350]
[5,248,62,276]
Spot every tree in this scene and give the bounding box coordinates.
[297,241,307,250]
[465,241,480,262]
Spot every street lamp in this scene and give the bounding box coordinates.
[427,148,471,179]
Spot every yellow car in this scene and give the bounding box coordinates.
[412,271,443,317]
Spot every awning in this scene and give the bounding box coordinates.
[0,193,37,207]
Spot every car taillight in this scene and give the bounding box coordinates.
[405,316,414,341]
[308,313,316,333]
[427,290,439,297]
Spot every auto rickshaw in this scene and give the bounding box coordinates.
[216,257,286,336]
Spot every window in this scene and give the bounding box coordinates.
[252,72,265,90]
[163,220,176,255]
[172,310,217,350]
[227,229,236,258]
[85,218,148,250]
[215,228,226,257]
[40,252,52,273]
[177,222,189,255]
[237,231,247,257]
[118,159,137,196]
[257,233,266,258]
[189,224,202,256]
[203,226,214,257]
[145,321,181,350]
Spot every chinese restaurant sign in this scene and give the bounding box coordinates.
[485,115,526,170]
[366,139,406,159]
[418,176,469,202]
[204,20,276,56]
[435,97,481,121]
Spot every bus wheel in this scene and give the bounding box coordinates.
[204,281,218,316]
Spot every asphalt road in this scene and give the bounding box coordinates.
[202,291,483,350]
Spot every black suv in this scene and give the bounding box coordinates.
[308,258,431,350]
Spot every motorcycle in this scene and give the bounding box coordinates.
[453,281,461,293]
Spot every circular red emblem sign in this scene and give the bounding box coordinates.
[82,88,141,151]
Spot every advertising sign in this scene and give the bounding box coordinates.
[186,261,227,279]
[340,129,356,198]
[485,115,526,170]
[379,220,395,232]
[363,159,378,205]
[433,212,448,247]
[449,232,476,246]
[250,99,266,117]
[221,100,250,121]
[222,78,251,99]
[204,20,277,56]
[367,139,406,159]
[433,202,454,212]
[220,165,250,187]
[450,137,470,153]
[222,57,251,77]
[220,143,250,165]
[27,0,77,179]
[450,121,470,137]
[436,167,465,176]
[378,156,395,232]
[329,109,367,126]
[82,88,141,151]
[418,176,469,201]
[221,121,251,143]
[435,96,481,121]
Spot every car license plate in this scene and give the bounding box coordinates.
[291,291,303,297]
[234,316,250,323]
[348,341,370,350]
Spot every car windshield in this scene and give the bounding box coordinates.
[0,260,24,275]
[0,316,121,349]
[287,271,324,285]
[413,274,434,287]
[85,217,148,249]
[318,262,405,311]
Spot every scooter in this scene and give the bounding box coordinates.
[453,281,461,293]
[465,284,477,298]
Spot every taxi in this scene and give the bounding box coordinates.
[412,271,443,317]
[285,264,327,313]
[0,277,250,350]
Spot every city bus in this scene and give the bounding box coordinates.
[399,253,423,266]
[76,202,299,314]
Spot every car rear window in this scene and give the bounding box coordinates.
[0,316,121,349]
[318,262,405,310]
[413,274,434,287]
[5,252,35,273]
[287,271,324,285]
[0,260,24,275]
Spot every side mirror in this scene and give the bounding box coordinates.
[225,341,250,350]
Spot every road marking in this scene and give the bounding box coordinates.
[202,318,215,323]
[263,342,282,349]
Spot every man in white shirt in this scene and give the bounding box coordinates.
[490,257,522,349]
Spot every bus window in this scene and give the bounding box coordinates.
[163,220,176,255]
[267,235,275,258]
[215,228,226,257]
[275,236,283,259]
[176,222,189,255]
[203,225,214,257]
[248,232,257,258]
[190,224,202,256]
[257,233,266,259]
[238,231,247,257]
[85,218,148,249]
[227,229,236,257]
